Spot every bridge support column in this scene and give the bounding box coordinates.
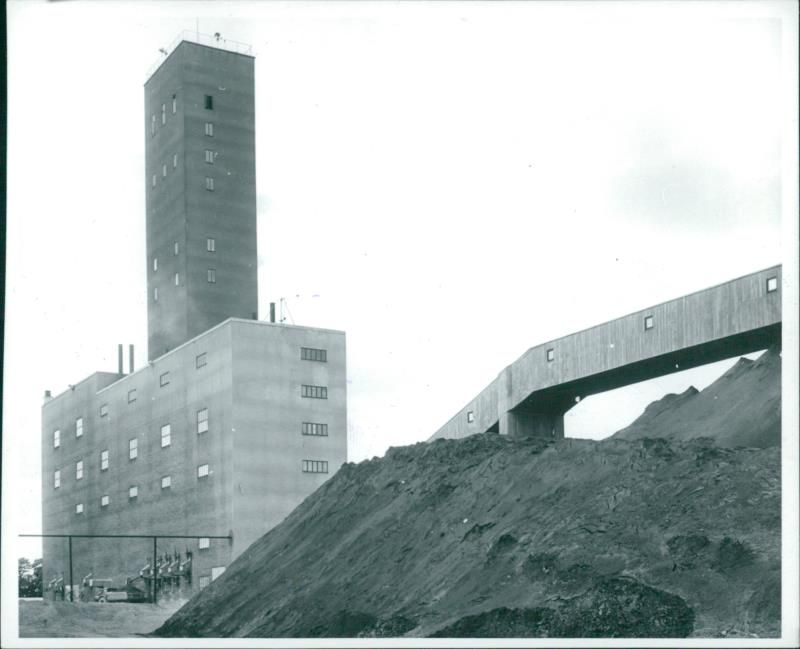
[499,409,565,440]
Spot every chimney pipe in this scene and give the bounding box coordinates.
[44,390,52,401]
[118,344,124,375]
[129,344,135,374]
[269,302,276,323]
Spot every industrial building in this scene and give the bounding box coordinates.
[431,265,781,441]
[42,35,347,599]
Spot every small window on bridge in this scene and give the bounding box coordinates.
[766,277,778,293]
[546,348,555,362]
[467,411,475,423]
[644,315,654,331]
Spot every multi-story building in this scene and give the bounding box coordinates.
[41,34,347,597]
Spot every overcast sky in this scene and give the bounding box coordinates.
[3,0,798,570]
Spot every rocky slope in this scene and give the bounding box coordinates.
[156,349,781,638]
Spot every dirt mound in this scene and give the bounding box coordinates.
[155,348,780,638]
[613,347,781,448]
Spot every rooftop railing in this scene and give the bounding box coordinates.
[146,30,253,80]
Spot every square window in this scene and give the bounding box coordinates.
[199,576,211,589]
[546,349,555,362]
[76,417,83,438]
[767,276,778,293]
[644,315,654,331]
[54,470,61,489]
[205,122,214,137]
[161,423,171,448]
[129,485,138,499]
[53,429,60,448]
[99,403,108,417]
[198,537,210,550]
[207,238,216,252]
[197,408,209,434]
[159,372,170,387]
[205,150,214,164]
[197,463,210,478]
[161,475,172,489]
[100,449,109,471]
[76,503,84,515]
[467,411,475,423]
[101,495,109,507]
[129,438,138,460]
[174,272,180,286]
[205,177,214,191]
[196,352,208,368]
[207,269,216,283]
[204,95,213,110]
[76,460,84,480]
[128,389,137,403]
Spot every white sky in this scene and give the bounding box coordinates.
[3,0,798,607]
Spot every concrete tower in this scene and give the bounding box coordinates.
[145,41,257,360]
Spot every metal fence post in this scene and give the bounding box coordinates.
[68,536,74,603]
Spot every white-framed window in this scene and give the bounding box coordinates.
[129,485,138,499]
[197,463,210,478]
[153,258,158,272]
[174,272,180,286]
[172,94,177,114]
[128,388,137,403]
[160,372,170,387]
[467,411,475,423]
[302,459,329,474]
[76,503,84,515]
[129,437,138,460]
[300,347,327,362]
[211,566,226,581]
[154,287,159,302]
[53,429,61,448]
[301,422,328,436]
[546,348,555,362]
[199,576,211,589]
[644,315,654,331]
[99,403,108,417]
[161,423,171,448]
[101,494,110,507]
[301,385,328,399]
[198,537,210,550]
[161,475,172,489]
[76,460,84,480]
[161,103,166,125]
[196,352,207,368]
[205,150,214,164]
[173,153,178,168]
[204,122,214,137]
[100,449,109,471]
[767,276,778,293]
[207,269,216,283]
[54,470,61,489]
[197,408,209,434]
[76,417,83,438]
[207,238,216,252]
[205,177,214,191]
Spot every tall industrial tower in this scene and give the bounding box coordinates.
[145,41,258,360]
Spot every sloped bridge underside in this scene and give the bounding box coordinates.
[431,266,782,441]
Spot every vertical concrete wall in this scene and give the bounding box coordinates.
[145,41,257,361]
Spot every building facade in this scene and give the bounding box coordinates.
[42,35,347,598]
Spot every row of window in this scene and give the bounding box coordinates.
[302,460,329,474]
[154,239,215,273]
[301,385,328,399]
[153,270,217,300]
[150,93,213,136]
[300,347,327,362]
[71,464,212,514]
